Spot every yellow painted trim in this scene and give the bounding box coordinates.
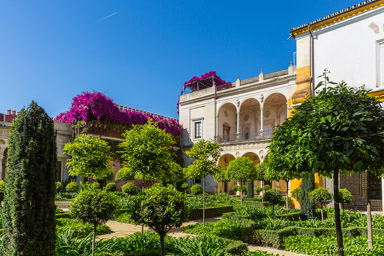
[292,0,384,37]
[369,89,384,101]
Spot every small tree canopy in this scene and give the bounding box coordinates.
[263,189,283,214]
[227,157,258,183]
[339,188,353,204]
[121,183,137,195]
[310,187,332,207]
[129,184,188,256]
[64,134,113,180]
[190,184,203,196]
[291,187,301,202]
[118,121,182,185]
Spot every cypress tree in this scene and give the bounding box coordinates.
[247,180,254,198]
[2,101,57,255]
[300,172,315,220]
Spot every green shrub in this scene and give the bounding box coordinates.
[183,218,254,240]
[188,205,234,220]
[121,183,137,195]
[56,182,63,192]
[190,184,203,196]
[284,235,384,256]
[91,182,101,189]
[242,226,296,248]
[254,186,262,193]
[339,188,353,215]
[261,217,289,231]
[263,185,271,191]
[105,183,117,192]
[263,189,283,214]
[309,187,332,221]
[232,185,247,192]
[56,218,112,237]
[66,181,79,192]
[181,183,189,190]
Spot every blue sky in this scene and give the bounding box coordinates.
[0,0,354,118]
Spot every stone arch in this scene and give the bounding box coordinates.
[217,153,235,193]
[239,98,261,139]
[218,103,237,140]
[242,152,262,191]
[263,93,288,137]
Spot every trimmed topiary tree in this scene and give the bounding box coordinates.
[254,186,262,195]
[70,184,117,256]
[181,183,189,194]
[339,188,353,218]
[190,184,203,198]
[129,184,188,256]
[56,181,63,193]
[105,182,117,192]
[66,181,79,192]
[121,182,137,195]
[2,101,57,255]
[263,189,282,215]
[309,187,332,221]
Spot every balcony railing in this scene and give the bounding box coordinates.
[215,130,274,144]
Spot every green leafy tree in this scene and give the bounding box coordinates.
[190,184,203,198]
[64,134,113,182]
[291,187,301,202]
[265,165,295,209]
[105,182,117,192]
[263,185,271,191]
[70,184,117,256]
[339,188,353,218]
[117,121,182,189]
[214,168,230,194]
[56,181,63,192]
[2,102,57,255]
[254,186,262,195]
[227,157,257,204]
[66,181,79,192]
[263,189,283,215]
[267,77,384,255]
[309,187,332,221]
[184,139,222,225]
[121,182,137,195]
[129,184,188,256]
[181,183,189,194]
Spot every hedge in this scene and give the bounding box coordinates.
[55,212,72,219]
[275,212,301,221]
[242,226,296,248]
[188,205,234,220]
[224,238,248,256]
[242,225,384,249]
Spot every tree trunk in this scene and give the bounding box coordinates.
[286,180,289,209]
[203,175,206,226]
[321,207,324,222]
[160,233,165,256]
[333,170,344,256]
[240,181,243,205]
[92,224,97,256]
[367,199,373,249]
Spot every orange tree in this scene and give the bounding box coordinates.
[267,79,384,256]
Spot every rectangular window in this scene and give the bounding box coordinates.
[195,121,202,139]
[377,40,384,87]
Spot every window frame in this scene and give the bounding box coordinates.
[194,121,202,139]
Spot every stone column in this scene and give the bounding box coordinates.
[215,114,219,139]
[236,110,240,140]
[260,107,264,137]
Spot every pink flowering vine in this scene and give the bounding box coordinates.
[56,92,183,137]
[177,71,232,114]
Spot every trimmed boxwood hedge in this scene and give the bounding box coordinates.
[188,205,234,220]
[242,225,384,249]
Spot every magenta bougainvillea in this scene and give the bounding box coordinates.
[56,92,182,137]
[177,71,232,114]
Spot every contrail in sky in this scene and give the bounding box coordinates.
[99,12,117,21]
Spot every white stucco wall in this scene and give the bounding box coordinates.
[313,7,384,90]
